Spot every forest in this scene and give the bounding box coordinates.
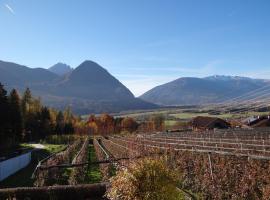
[0,83,77,151]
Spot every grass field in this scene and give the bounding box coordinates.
[116,107,270,129]
[170,111,270,120]
[165,120,178,127]
[117,107,269,120]
[85,145,102,184]
[43,144,66,153]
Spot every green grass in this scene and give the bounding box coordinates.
[85,145,102,184]
[112,106,270,122]
[61,167,73,185]
[169,112,232,119]
[170,112,210,119]
[20,143,65,154]
[170,111,270,120]
[0,144,65,188]
[165,120,178,126]
[43,144,66,153]
[20,143,35,149]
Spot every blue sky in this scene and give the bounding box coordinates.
[1,0,270,96]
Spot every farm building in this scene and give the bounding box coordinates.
[190,116,231,131]
[246,115,270,128]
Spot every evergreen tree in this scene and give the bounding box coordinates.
[39,107,52,139]
[56,111,65,134]
[24,111,40,141]
[8,89,23,142]
[0,83,10,148]
[63,122,75,135]
[0,86,78,144]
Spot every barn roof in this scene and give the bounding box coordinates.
[190,116,229,128]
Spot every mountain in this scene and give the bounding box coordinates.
[0,60,58,88]
[48,63,72,75]
[0,60,157,114]
[54,60,134,100]
[140,75,270,105]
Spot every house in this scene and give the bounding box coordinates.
[242,116,259,125]
[246,115,270,128]
[189,116,231,131]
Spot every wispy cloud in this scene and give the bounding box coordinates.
[5,4,15,14]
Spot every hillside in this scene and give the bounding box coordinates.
[0,60,157,114]
[140,75,270,105]
[0,60,58,88]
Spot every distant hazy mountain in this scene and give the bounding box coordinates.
[140,75,270,105]
[48,63,72,76]
[0,60,157,114]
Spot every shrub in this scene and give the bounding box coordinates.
[106,158,183,200]
[42,134,78,144]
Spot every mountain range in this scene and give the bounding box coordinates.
[140,75,270,105]
[1,59,269,114]
[0,60,157,114]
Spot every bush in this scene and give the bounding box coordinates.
[106,158,183,200]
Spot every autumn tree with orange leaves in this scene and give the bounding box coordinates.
[121,117,138,133]
[87,114,139,135]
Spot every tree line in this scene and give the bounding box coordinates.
[0,82,165,150]
[0,83,78,150]
[85,113,165,135]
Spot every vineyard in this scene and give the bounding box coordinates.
[3,128,270,199]
[34,138,92,187]
[92,128,270,199]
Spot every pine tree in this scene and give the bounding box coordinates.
[39,107,52,139]
[0,83,9,148]
[56,111,65,134]
[8,89,23,142]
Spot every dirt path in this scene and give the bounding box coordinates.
[31,144,45,149]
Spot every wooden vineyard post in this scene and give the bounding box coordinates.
[263,139,266,154]
[208,153,214,182]
[240,143,243,152]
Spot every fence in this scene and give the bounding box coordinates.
[0,152,31,181]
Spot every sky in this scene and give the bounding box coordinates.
[1,0,270,96]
